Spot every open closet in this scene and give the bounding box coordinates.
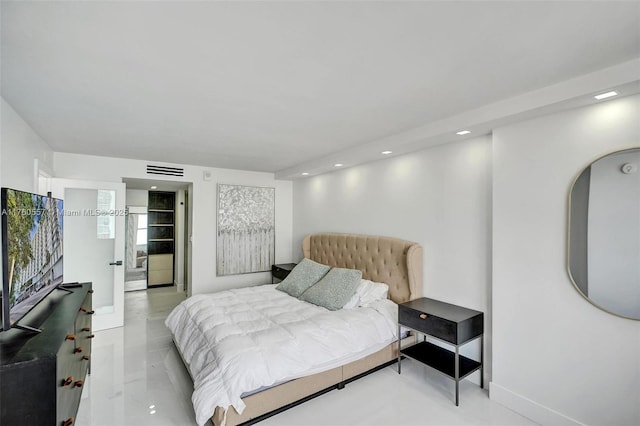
[123,179,190,293]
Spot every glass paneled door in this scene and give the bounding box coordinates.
[50,179,126,331]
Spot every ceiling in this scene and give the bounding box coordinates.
[2,1,639,179]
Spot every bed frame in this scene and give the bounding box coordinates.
[211,233,423,425]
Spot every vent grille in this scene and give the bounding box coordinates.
[146,164,184,177]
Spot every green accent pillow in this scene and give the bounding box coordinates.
[299,267,362,311]
[275,258,330,298]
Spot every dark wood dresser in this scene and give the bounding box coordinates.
[0,283,93,426]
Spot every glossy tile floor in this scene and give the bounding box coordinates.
[77,287,538,426]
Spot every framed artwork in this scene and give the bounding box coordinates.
[216,184,275,276]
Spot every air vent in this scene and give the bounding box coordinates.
[146,164,184,177]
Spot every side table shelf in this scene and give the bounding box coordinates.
[397,297,484,406]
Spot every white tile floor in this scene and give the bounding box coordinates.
[77,287,538,426]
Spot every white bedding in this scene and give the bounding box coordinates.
[165,284,399,426]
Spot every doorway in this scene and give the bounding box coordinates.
[123,178,191,294]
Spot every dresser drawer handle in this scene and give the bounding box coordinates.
[65,334,76,341]
[88,289,94,293]
[62,417,74,426]
[82,355,90,361]
[81,327,91,332]
[62,376,73,386]
[419,313,428,319]
[73,380,84,388]
[87,334,95,339]
[74,346,83,354]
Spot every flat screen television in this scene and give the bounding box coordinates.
[1,187,64,331]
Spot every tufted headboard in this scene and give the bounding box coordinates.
[302,233,423,304]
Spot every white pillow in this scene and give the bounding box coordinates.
[343,279,389,309]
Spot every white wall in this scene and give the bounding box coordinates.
[125,189,149,207]
[293,136,493,383]
[491,94,640,425]
[54,152,293,296]
[1,98,54,191]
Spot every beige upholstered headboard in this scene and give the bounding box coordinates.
[302,233,423,304]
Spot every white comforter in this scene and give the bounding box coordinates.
[165,284,398,426]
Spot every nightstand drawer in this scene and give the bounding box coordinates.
[398,298,483,345]
[399,307,456,342]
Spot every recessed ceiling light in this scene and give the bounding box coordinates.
[456,130,471,135]
[150,186,158,190]
[301,172,309,176]
[381,151,392,155]
[334,163,343,167]
[594,91,618,100]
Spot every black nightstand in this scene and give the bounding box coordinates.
[271,263,297,283]
[398,297,484,406]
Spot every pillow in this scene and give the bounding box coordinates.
[359,280,389,306]
[275,258,330,298]
[343,279,390,309]
[299,267,362,311]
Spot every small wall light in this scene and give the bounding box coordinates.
[594,91,618,100]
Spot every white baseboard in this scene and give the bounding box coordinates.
[489,382,584,426]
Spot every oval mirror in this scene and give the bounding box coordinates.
[568,147,640,320]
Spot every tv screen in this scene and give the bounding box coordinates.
[1,188,64,331]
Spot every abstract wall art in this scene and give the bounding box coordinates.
[216,184,275,276]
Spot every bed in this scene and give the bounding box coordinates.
[166,233,423,426]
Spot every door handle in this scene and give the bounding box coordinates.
[109,260,123,266]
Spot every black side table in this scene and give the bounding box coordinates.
[271,263,297,283]
[398,297,484,406]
